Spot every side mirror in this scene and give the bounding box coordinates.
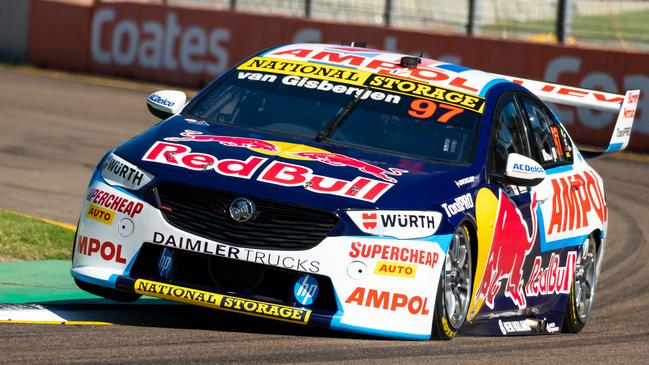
[494,153,546,187]
[146,90,186,120]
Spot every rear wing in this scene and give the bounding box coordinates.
[496,74,640,157]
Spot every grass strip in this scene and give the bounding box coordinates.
[0,210,74,261]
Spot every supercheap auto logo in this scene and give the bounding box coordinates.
[134,279,310,324]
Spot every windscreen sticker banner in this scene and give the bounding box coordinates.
[134,279,311,324]
[236,71,401,105]
[365,74,485,114]
[237,56,372,86]
[237,57,484,114]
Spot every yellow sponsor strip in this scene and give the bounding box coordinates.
[238,56,371,87]
[134,279,311,325]
[366,74,485,113]
[0,320,111,326]
[85,204,115,225]
[373,260,417,278]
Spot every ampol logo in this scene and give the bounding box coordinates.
[293,275,319,306]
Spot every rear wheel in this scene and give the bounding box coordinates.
[562,234,598,333]
[432,225,473,340]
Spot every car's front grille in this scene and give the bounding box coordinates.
[156,182,339,250]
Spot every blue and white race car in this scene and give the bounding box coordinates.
[72,43,639,340]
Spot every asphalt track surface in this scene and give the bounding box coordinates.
[0,67,648,364]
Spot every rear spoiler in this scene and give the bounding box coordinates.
[496,74,640,158]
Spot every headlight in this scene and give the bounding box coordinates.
[100,152,154,190]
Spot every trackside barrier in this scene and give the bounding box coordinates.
[26,0,649,152]
[0,0,31,63]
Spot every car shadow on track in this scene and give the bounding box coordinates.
[22,298,378,340]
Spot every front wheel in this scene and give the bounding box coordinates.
[562,234,598,333]
[432,225,473,340]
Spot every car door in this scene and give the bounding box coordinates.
[474,92,541,316]
[516,94,580,309]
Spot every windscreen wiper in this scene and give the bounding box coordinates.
[315,86,370,142]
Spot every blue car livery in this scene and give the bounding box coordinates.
[72,43,639,340]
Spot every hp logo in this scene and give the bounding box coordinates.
[293,275,319,306]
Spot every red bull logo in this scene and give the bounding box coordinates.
[165,130,280,152]
[143,141,393,202]
[164,131,408,183]
[473,191,538,310]
[292,152,407,183]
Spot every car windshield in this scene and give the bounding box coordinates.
[183,67,482,163]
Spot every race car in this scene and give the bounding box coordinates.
[72,43,639,340]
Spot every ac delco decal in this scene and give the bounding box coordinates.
[85,204,115,225]
[237,56,371,86]
[374,261,417,278]
[349,241,439,269]
[345,287,430,315]
[134,279,310,324]
[366,75,485,113]
[525,251,576,297]
[143,141,393,202]
[77,235,127,264]
[86,188,144,218]
[547,170,607,235]
[346,210,442,239]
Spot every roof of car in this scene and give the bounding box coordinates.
[262,43,509,99]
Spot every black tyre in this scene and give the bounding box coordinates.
[432,225,473,340]
[75,278,141,303]
[562,234,598,333]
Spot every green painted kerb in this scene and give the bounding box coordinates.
[0,260,98,303]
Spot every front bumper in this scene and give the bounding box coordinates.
[72,177,452,340]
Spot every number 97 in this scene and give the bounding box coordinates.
[408,99,463,123]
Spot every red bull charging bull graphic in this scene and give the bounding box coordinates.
[165,130,280,152]
[469,189,539,318]
[163,130,408,183]
[291,152,407,183]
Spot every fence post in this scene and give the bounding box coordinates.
[556,0,568,43]
[384,0,392,26]
[305,0,312,17]
[467,0,479,35]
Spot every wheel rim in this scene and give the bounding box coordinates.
[574,236,596,322]
[443,227,472,329]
